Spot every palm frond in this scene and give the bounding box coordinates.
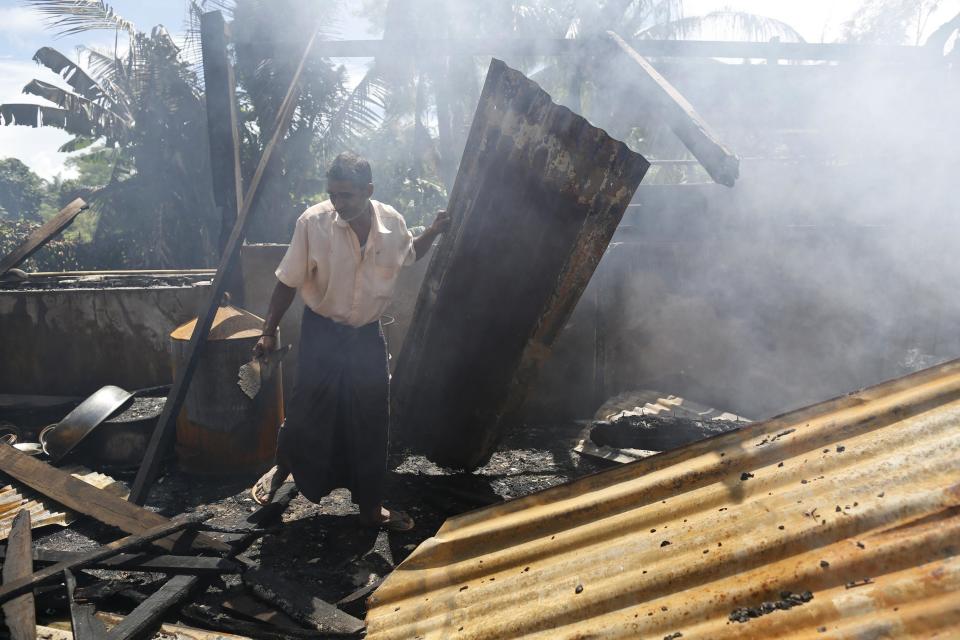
[610,0,685,36]
[320,66,390,150]
[22,79,130,140]
[181,1,207,75]
[638,10,806,42]
[81,47,132,112]
[32,46,106,103]
[0,103,98,137]
[23,0,135,37]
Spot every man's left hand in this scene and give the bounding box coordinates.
[429,209,451,235]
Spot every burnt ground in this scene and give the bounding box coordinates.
[27,420,605,629]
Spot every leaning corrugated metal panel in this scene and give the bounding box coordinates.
[366,360,960,638]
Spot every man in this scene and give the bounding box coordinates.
[250,152,449,531]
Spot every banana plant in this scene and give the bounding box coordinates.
[0,0,219,269]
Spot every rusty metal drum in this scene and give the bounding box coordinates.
[170,305,283,475]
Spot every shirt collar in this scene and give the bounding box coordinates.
[332,200,392,235]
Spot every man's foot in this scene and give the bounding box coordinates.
[359,506,414,532]
[251,465,289,506]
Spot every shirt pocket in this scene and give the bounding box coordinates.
[373,239,406,270]
[366,251,397,298]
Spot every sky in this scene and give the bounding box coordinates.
[0,0,958,180]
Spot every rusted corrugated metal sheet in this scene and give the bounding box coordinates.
[393,59,649,470]
[368,359,960,638]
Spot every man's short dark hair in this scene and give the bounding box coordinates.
[326,152,372,187]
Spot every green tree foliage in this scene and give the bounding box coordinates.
[0,218,84,271]
[193,0,434,240]
[1,2,220,269]
[0,158,46,221]
[228,0,357,242]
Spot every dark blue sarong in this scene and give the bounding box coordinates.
[276,308,389,506]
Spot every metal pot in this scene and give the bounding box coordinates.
[40,397,164,469]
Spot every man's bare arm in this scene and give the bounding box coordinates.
[413,209,451,260]
[253,281,296,356]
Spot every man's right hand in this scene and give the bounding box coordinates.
[253,334,278,358]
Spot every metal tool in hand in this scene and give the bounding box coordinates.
[238,345,290,399]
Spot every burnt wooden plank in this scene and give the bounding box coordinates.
[244,567,365,634]
[606,32,739,187]
[393,58,649,470]
[221,592,305,631]
[0,548,237,574]
[1,510,35,640]
[336,577,385,606]
[0,512,206,605]
[129,27,322,505]
[64,568,106,640]
[104,574,197,640]
[0,198,87,277]
[0,443,227,553]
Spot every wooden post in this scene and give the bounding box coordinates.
[606,32,740,187]
[201,10,245,304]
[129,28,321,505]
[2,510,35,640]
[0,198,87,277]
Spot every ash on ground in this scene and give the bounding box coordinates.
[30,420,602,621]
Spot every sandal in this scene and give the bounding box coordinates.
[251,465,287,506]
[361,508,415,532]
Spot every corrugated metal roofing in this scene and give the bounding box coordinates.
[393,58,648,471]
[594,389,752,423]
[367,359,960,639]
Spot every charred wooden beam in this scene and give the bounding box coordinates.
[0,512,207,605]
[243,567,365,635]
[220,593,305,632]
[393,59,649,470]
[607,32,739,187]
[1,510,35,640]
[181,603,326,639]
[0,444,227,553]
[64,568,106,640]
[0,198,87,277]
[129,26,322,505]
[0,548,238,574]
[103,574,197,640]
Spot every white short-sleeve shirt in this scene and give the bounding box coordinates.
[275,199,416,327]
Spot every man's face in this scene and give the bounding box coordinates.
[328,179,373,220]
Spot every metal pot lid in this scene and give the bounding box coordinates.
[42,385,133,464]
